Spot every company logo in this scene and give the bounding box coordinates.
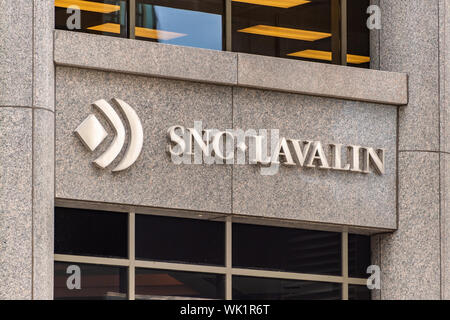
[74,98,143,172]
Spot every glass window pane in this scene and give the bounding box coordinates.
[135,268,225,299]
[347,0,370,68]
[232,0,332,62]
[55,0,128,38]
[232,276,341,300]
[55,207,128,259]
[349,285,371,300]
[348,234,371,278]
[233,223,341,276]
[54,262,128,300]
[135,0,224,50]
[135,214,225,266]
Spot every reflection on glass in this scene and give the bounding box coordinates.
[233,223,342,276]
[54,262,128,300]
[55,0,128,38]
[54,207,128,259]
[233,276,341,300]
[233,0,332,61]
[348,234,371,278]
[135,268,225,300]
[135,214,225,266]
[136,1,223,50]
[349,285,371,300]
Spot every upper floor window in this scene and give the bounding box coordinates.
[55,0,370,68]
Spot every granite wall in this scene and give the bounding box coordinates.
[0,0,55,299]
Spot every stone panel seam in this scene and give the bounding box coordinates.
[0,106,55,113]
[438,0,442,300]
[31,0,35,300]
[399,150,450,155]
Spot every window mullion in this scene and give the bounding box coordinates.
[128,0,136,39]
[128,212,136,300]
[225,217,232,300]
[331,0,347,65]
[342,231,349,300]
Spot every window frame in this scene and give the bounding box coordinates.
[54,202,370,300]
[56,0,350,66]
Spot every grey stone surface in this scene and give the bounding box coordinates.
[0,1,33,107]
[55,66,232,214]
[232,87,397,230]
[442,152,450,300]
[237,53,408,106]
[440,0,450,153]
[370,234,381,300]
[380,0,440,151]
[32,109,54,300]
[0,108,33,300]
[379,152,440,299]
[54,30,237,86]
[33,0,54,111]
[369,0,380,70]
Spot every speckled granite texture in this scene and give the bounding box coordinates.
[32,109,55,300]
[232,87,397,229]
[441,152,450,300]
[55,67,397,230]
[0,108,33,300]
[379,152,441,299]
[0,1,55,300]
[380,0,440,152]
[33,0,54,111]
[439,0,450,300]
[54,30,238,86]
[0,1,33,107]
[54,30,408,107]
[237,53,407,106]
[372,0,448,300]
[55,67,233,214]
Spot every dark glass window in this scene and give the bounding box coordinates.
[348,285,371,300]
[348,234,371,278]
[232,0,332,62]
[135,0,224,50]
[347,0,370,68]
[55,1,370,68]
[54,207,128,258]
[135,268,225,299]
[232,276,341,300]
[233,223,341,276]
[54,262,128,300]
[55,0,128,38]
[135,214,225,266]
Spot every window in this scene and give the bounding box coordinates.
[54,206,372,300]
[55,0,370,67]
[135,0,224,50]
[55,0,128,38]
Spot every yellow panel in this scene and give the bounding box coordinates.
[288,50,371,64]
[87,23,187,41]
[347,54,371,64]
[55,0,121,14]
[135,27,187,41]
[232,0,310,8]
[87,22,120,34]
[238,25,331,41]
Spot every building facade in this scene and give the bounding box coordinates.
[0,0,448,300]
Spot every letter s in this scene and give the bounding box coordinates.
[167,125,186,156]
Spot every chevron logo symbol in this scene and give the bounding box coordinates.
[74,98,144,172]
